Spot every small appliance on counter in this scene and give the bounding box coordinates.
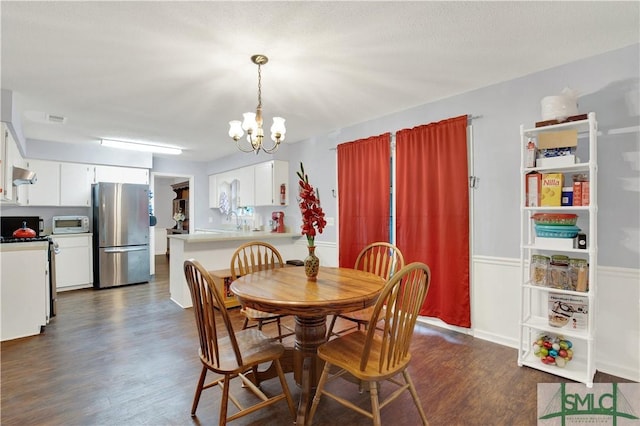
[271,211,285,233]
[52,215,90,234]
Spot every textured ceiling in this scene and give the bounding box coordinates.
[1,1,639,161]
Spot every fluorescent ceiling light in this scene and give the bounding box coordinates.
[101,139,182,155]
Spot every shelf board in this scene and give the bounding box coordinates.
[523,284,591,298]
[518,351,594,387]
[523,162,590,173]
[522,206,591,212]
[523,117,591,135]
[521,316,592,341]
[523,244,590,254]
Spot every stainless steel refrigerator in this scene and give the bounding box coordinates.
[92,182,150,288]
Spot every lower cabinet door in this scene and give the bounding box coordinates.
[54,235,93,290]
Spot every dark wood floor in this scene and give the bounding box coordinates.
[1,256,631,425]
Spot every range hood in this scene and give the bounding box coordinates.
[12,166,37,185]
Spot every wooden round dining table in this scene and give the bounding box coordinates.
[230,265,385,425]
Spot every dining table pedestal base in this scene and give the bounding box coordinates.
[293,315,326,424]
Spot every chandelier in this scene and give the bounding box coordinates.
[228,54,286,154]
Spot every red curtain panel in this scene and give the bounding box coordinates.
[337,133,391,268]
[396,115,470,327]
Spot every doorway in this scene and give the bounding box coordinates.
[149,172,194,276]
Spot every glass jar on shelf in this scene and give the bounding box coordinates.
[550,255,570,290]
[530,254,550,287]
[570,258,589,292]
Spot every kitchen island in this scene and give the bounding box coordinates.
[167,230,303,308]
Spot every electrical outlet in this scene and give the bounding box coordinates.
[208,217,213,223]
[326,217,335,226]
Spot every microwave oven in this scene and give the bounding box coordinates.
[52,216,90,234]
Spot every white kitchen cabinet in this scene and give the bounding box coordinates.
[236,165,255,207]
[24,159,60,206]
[51,234,93,291]
[254,160,289,206]
[212,170,237,212]
[208,174,218,209]
[1,122,25,203]
[93,165,149,184]
[0,241,49,341]
[517,113,598,387]
[60,163,93,206]
[210,160,289,210]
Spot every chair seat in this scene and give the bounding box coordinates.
[339,307,374,323]
[317,330,411,382]
[241,306,285,321]
[202,328,285,373]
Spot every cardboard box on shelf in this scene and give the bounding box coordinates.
[572,181,582,206]
[526,172,542,207]
[536,155,576,168]
[581,181,590,206]
[548,293,588,330]
[538,129,578,149]
[541,173,563,206]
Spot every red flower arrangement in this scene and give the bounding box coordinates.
[297,162,326,247]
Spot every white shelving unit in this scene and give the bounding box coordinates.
[517,112,598,387]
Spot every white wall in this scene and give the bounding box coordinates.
[15,43,639,381]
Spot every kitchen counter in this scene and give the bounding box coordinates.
[1,241,49,341]
[167,229,298,243]
[168,230,304,308]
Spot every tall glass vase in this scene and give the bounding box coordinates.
[304,246,320,280]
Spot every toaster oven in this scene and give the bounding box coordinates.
[52,216,89,234]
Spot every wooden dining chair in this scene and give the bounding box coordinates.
[230,241,294,341]
[308,262,431,426]
[183,259,295,425]
[327,242,405,339]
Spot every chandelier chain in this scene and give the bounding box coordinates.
[257,64,262,109]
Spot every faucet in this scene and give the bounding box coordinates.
[227,211,241,230]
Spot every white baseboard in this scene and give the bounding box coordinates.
[471,256,639,382]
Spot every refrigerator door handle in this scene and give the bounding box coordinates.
[104,246,148,254]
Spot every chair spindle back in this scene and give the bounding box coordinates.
[354,242,405,281]
[360,262,431,373]
[184,259,243,369]
[230,241,284,277]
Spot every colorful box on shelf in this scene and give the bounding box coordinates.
[526,172,542,207]
[548,293,588,331]
[541,173,564,206]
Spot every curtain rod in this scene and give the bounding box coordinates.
[330,115,483,150]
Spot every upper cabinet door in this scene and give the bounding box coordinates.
[25,159,61,206]
[254,160,289,206]
[236,165,255,207]
[1,123,25,203]
[93,165,149,184]
[60,163,92,206]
